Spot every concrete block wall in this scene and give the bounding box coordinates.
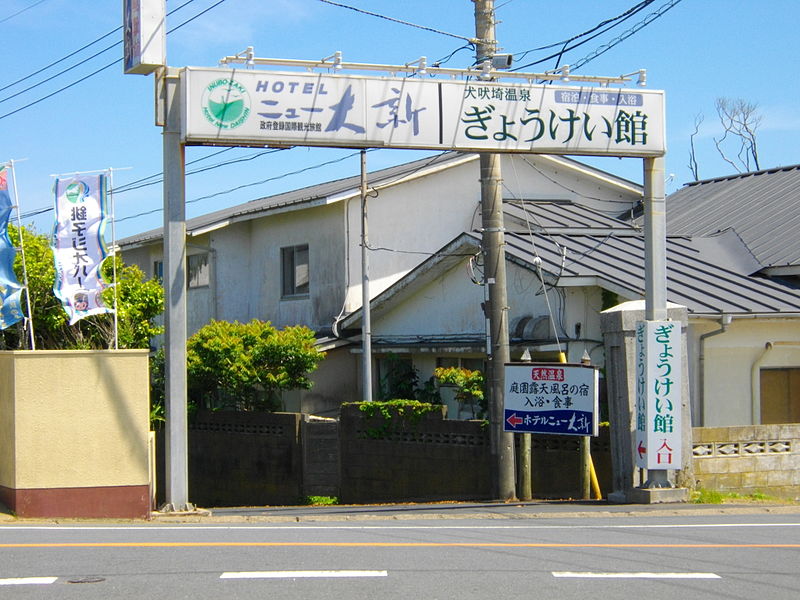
[692,424,800,500]
[338,404,492,504]
[181,411,304,507]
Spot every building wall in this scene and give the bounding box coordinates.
[247,202,346,331]
[370,256,606,368]
[692,318,800,426]
[343,154,639,313]
[0,350,151,518]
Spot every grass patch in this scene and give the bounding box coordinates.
[691,488,793,504]
[300,496,339,506]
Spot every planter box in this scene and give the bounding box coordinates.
[0,350,151,518]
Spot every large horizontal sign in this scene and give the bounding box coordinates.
[182,68,665,157]
[504,363,599,436]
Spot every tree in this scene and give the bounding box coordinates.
[714,97,762,173]
[1,224,163,350]
[687,98,762,181]
[185,319,326,412]
[687,113,704,181]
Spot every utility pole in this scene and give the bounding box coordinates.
[360,149,373,402]
[473,0,516,501]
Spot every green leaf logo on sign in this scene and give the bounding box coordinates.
[201,78,251,130]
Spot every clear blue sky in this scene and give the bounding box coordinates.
[3,0,799,239]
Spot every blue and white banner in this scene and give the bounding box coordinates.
[0,165,24,329]
[52,174,113,325]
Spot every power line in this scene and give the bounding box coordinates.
[317,0,475,43]
[0,0,196,96]
[569,0,684,72]
[511,0,656,71]
[0,57,121,121]
[116,149,367,224]
[0,0,49,25]
[18,147,288,220]
[513,1,654,61]
[0,39,120,105]
[0,0,219,120]
[115,148,287,194]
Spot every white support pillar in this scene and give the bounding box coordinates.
[162,66,191,511]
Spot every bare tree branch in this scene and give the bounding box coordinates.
[713,97,761,172]
[688,113,703,180]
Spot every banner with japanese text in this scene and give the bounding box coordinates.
[635,320,682,470]
[182,68,665,158]
[0,165,24,329]
[504,363,599,436]
[52,174,113,325]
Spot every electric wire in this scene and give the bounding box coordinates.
[0,0,48,25]
[115,149,366,224]
[0,0,196,97]
[520,157,643,212]
[317,0,474,43]
[513,0,654,63]
[512,0,656,71]
[569,0,683,73]
[0,26,119,94]
[112,147,235,194]
[0,0,226,121]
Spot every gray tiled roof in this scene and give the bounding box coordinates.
[343,200,800,331]
[499,220,800,315]
[664,164,800,270]
[119,151,473,246]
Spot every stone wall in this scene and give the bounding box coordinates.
[692,424,800,500]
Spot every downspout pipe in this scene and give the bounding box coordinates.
[697,314,731,426]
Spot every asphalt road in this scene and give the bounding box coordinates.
[1,508,799,599]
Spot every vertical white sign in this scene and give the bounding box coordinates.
[635,321,682,470]
[123,0,166,75]
[52,175,114,325]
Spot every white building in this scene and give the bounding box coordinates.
[119,155,800,425]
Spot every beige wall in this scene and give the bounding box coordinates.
[0,353,16,489]
[692,318,800,426]
[0,350,150,490]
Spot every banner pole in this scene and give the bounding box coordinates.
[8,160,35,350]
[108,168,119,350]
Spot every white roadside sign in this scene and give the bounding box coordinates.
[634,320,682,470]
[182,68,665,157]
[504,363,599,436]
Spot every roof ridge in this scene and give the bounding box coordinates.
[686,163,800,187]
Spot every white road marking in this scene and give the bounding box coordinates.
[0,577,58,585]
[553,571,721,579]
[3,522,799,531]
[221,570,388,579]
